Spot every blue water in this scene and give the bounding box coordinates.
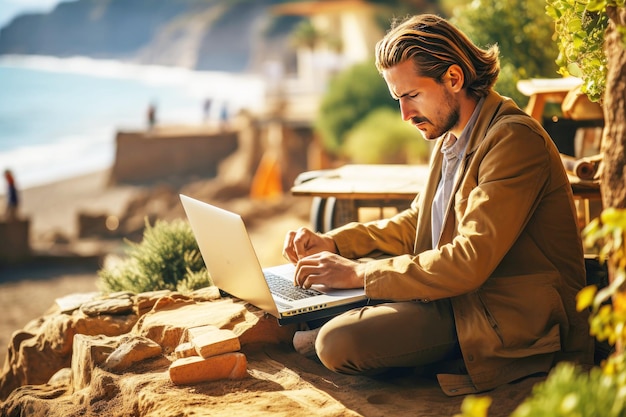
[0,55,266,192]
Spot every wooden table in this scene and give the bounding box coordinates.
[291,164,602,232]
[516,77,583,122]
[291,164,430,232]
[568,174,602,226]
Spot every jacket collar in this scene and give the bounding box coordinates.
[464,90,507,157]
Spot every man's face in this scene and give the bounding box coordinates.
[382,59,460,140]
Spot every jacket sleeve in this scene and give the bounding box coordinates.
[350,121,556,301]
[326,196,420,259]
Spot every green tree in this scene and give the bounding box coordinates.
[290,19,324,50]
[451,0,560,108]
[315,61,398,155]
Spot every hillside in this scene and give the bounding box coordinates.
[0,0,301,73]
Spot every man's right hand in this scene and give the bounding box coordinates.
[282,227,337,264]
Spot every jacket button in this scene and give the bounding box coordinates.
[421,298,430,303]
[467,355,474,361]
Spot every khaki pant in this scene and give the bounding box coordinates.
[315,299,461,375]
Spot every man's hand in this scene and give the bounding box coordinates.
[295,252,365,289]
[282,227,337,263]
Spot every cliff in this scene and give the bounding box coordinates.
[0,0,301,73]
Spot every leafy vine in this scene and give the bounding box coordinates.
[545,0,618,101]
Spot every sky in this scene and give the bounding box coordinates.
[0,0,69,29]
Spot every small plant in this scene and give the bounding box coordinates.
[98,218,212,294]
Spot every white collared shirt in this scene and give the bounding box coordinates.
[431,98,484,248]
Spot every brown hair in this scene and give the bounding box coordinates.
[375,14,500,100]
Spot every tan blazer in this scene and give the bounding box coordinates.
[327,90,594,395]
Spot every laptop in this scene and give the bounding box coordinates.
[179,194,368,325]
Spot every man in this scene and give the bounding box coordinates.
[283,14,593,396]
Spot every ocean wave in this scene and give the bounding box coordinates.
[0,54,267,104]
[0,126,115,191]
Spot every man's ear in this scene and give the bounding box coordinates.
[446,64,464,92]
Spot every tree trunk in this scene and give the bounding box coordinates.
[602,6,626,355]
[601,6,626,208]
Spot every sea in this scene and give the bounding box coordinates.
[0,55,267,194]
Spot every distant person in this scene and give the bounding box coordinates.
[220,102,230,130]
[4,169,19,221]
[147,102,157,130]
[203,98,213,123]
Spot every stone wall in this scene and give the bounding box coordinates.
[109,129,238,184]
[0,219,30,264]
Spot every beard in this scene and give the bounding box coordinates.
[411,88,460,140]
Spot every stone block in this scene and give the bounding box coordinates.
[186,324,219,341]
[169,352,247,385]
[174,342,196,359]
[0,219,30,264]
[104,336,162,373]
[134,299,245,353]
[192,329,240,359]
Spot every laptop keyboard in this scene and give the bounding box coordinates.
[265,271,323,301]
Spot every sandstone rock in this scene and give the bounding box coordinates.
[71,334,119,391]
[188,286,221,302]
[104,335,162,373]
[134,289,173,315]
[54,292,101,314]
[168,352,248,385]
[47,367,71,386]
[80,295,134,316]
[174,342,196,359]
[0,292,296,404]
[193,329,240,359]
[234,308,297,346]
[72,312,138,338]
[107,291,137,299]
[0,309,139,401]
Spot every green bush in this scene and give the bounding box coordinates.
[342,107,431,164]
[315,60,398,155]
[511,362,625,417]
[98,218,212,294]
